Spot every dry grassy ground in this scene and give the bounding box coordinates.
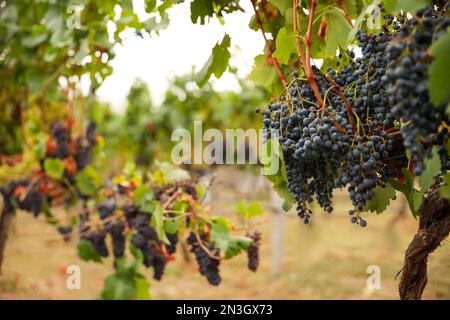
[0,167,449,299]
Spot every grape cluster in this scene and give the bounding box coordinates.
[1,120,261,286]
[50,122,71,159]
[247,231,261,272]
[82,230,109,257]
[127,206,168,281]
[6,180,44,216]
[187,232,221,286]
[262,5,449,226]
[165,233,179,255]
[105,221,126,257]
[384,6,450,175]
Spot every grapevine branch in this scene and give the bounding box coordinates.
[337,0,353,26]
[399,188,450,300]
[251,0,287,88]
[304,0,324,106]
[293,0,306,68]
[194,227,222,261]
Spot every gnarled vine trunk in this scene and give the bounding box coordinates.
[399,188,450,300]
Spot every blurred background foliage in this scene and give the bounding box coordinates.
[88,71,268,171]
[0,0,267,177]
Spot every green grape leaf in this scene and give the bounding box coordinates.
[134,185,154,210]
[35,132,47,158]
[77,239,102,263]
[273,27,297,64]
[271,0,291,13]
[74,39,89,65]
[195,34,231,87]
[418,147,440,192]
[342,0,358,17]
[363,183,396,213]
[248,55,277,88]
[440,173,450,199]
[224,236,252,259]
[101,274,137,300]
[101,254,150,300]
[211,217,231,252]
[247,202,264,217]
[151,204,169,244]
[429,29,450,106]
[190,0,214,24]
[156,161,190,182]
[236,200,247,216]
[134,274,151,300]
[44,7,64,33]
[101,275,133,300]
[21,25,48,48]
[236,200,264,219]
[145,0,157,12]
[130,244,144,263]
[43,158,65,180]
[325,7,352,58]
[195,184,206,201]
[390,169,423,218]
[76,166,101,196]
[260,139,295,211]
[164,219,180,234]
[384,0,432,14]
[210,218,251,259]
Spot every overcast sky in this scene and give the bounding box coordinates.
[95,0,264,112]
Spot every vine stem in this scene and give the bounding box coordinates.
[325,74,356,132]
[304,0,324,106]
[194,227,222,261]
[161,188,182,210]
[251,0,287,88]
[19,176,40,202]
[337,0,353,26]
[293,0,306,69]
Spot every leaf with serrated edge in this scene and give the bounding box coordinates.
[363,183,396,214]
[419,147,440,192]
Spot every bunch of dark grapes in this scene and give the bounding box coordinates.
[384,6,450,175]
[333,26,408,223]
[187,232,221,286]
[74,121,97,170]
[6,180,44,216]
[165,233,179,255]
[50,122,71,159]
[82,230,109,257]
[105,221,126,258]
[130,211,168,281]
[261,6,450,226]
[263,68,353,223]
[57,225,73,241]
[247,231,261,272]
[151,251,167,281]
[97,198,116,220]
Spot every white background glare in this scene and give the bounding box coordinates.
[95,0,264,112]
